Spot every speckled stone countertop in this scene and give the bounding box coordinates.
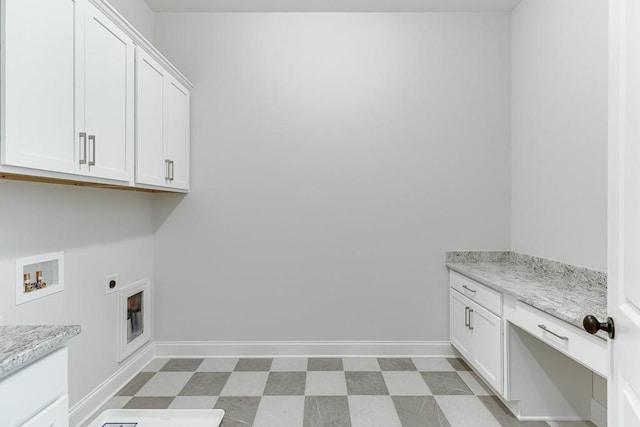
[0,325,81,379]
[446,251,607,340]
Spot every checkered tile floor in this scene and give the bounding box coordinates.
[90,357,596,427]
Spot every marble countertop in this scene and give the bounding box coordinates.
[446,252,607,340]
[0,325,81,379]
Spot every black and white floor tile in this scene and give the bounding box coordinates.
[89,357,596,427]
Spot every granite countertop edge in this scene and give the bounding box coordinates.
[0,325,81,378]
[446,260,607,341]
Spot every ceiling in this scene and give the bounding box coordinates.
[144,0,522,13]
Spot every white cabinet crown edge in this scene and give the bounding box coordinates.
[87,0,193,90]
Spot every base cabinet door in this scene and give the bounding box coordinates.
[1,0,77,174]
[0,348,68,427]
[76,0,134,181]
[450,287,503,394]
[469,303,503,393]
[450,290,473,360]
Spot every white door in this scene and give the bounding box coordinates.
[608,0,640,425]
[470,303,502,393]
[450,291,473,361]
[76,0,134,181]
[165,77,190,190]
[1,0,77,174]
[136,49,167,187]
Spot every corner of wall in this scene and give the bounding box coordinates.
[106,0,155,42]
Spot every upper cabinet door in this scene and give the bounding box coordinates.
[135,50,167,187]
[165,77,190,190]
[1,0,78,174]
[76,0,134,182]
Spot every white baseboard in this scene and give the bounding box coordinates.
[543,398,607,426]
[153,340,454,358]
[69,343,155,427]
[590,398,607,427]
[527,417,585,424]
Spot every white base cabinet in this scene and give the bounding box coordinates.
[450,287,503,393]
[0,347,69,427]
[449,269,607,423]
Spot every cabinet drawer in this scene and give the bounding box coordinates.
[504,297,607,378]
[22,396,68,427]
[450,271,502,315]
[0,347,68,427]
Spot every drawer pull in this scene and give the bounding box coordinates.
[462,285,477,293]
[538,324,568,341]
[465,306,470,327]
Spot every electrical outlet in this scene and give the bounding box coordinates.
[106,274,119,295]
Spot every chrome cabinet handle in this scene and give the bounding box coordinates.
[165,159,171,180]
[169,160,174,181]
[538,324,568,341]
[468,309,474,330]
[462,285,477,294]
[464,306,470,327]
[79,132,87,164]
[88,135,96,166]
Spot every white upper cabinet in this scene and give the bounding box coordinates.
[1,0,191,191]
[136,51,167,187]
[135,50,190,191]
[1,0,77,174]
[76,0,135,182]
[164,77,190,190]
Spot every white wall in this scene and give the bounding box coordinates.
[0,181,155,406]
[153,13,511,343]
[510,0,608,270]
[106,0,155,41]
